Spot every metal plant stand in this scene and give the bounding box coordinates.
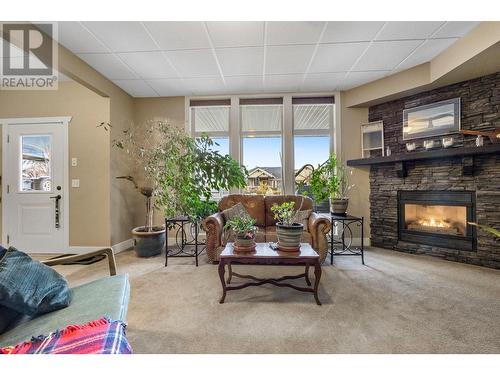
[329,214,365,265]
[164,216,205,267]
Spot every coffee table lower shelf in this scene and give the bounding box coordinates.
[218,242,322,305]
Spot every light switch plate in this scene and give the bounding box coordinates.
[71,179,80,188]
[71,158,78,167]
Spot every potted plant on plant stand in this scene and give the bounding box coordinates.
[310,154,354,216]
[224,215,257,252]
[271,200,304,251]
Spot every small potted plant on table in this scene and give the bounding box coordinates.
[271,201,303,251]
[224,216,257,252]
[310,154,354,216]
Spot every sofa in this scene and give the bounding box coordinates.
[202,194,330,263]
[0,248,130,348]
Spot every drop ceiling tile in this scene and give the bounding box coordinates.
[224,76,264,94]
[58,22,108,53]
[77,53,137,80]
[184,77,226,95]
[116,51,178,79]
[321,22,385,43]
[82,22,157,52]
[338,71,390,90]
[302,72,346,91]
[113,79,158,97]
[216,47,263,76]
[396,38,458,71]
[206,22,264,47]
[267,22,325,45]
[266,45,315,75]
[165,49,219,77]
[432,22,480,38]
[352,40,422,71]
[376,21,445,41]
[146,78,193,96]
[264,74,303,92]
[309,42,369,73]
[143,21,210,50]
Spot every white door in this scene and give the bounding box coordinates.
[2,118,70,253]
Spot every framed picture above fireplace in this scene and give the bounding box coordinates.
[403,98,461,140]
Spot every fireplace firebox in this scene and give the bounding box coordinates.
[398,191,476,251]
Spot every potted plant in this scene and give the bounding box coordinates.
[116,176,166,257]
[271,200,304,251]
[310,154,354,216]
[224,215,257,251]
[114,121,248,257]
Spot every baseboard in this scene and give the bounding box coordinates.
[111,238,134,254]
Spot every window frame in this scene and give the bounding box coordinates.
[187,92,340,195]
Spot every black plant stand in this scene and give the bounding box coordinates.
[164,216,205,267]
[329,214,365,265]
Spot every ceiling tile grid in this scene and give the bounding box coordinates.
[56,21,481,97]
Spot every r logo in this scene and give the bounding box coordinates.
[2,23,54,76]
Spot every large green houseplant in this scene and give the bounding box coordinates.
[114,121,247,257]
[310,154,354,215]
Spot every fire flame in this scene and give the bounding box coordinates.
[417,217,450,228]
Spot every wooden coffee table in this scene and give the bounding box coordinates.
[218,242,322,305]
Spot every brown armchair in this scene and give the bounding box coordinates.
[202,194,330,263]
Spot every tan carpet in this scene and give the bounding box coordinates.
[52,248,500,354]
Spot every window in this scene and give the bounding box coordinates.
[240,98,283,195]
[189,95,337,197]
[190,100,231,199]
[21,135,52,192]
[292,97,334,194]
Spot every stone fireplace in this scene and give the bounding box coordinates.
[347,72,500,269]
[397,191,475,251]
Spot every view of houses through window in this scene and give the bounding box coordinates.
[189,96,334,200]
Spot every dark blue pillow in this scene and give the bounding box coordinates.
[0,247,73,316]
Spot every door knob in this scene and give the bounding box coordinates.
[50,195,62,200]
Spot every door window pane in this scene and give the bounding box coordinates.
[21,135,52,192]
[242,137,282,195]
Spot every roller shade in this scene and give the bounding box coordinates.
[293,103,333,131]
[191,106,229,133]
[241,104,283,132]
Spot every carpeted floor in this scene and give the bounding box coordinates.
[51,247,500,354]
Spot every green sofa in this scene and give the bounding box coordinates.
[0,248,130,348]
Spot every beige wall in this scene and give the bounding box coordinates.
[339,95,370,241]
[0,81,111,247]
[55,43,137,246]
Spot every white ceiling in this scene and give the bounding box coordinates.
[57,21,480,97]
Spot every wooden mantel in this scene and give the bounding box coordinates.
[346,144,500,177]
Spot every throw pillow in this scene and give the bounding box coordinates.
[294,209,312,231]
[0,247,73,316]
[222,202,250,222]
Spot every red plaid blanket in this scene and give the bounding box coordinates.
[0,317,132,354]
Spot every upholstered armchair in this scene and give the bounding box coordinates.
[202,194,331,263]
